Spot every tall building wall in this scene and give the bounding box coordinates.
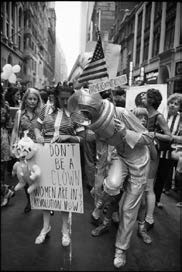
[90,2,115,41]
[111,1,182,94]
[1,1,56,89]
[80,2,95,53]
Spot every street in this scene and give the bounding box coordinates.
[1,175,181,271]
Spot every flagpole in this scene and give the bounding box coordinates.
[98,9,101,31]
[95,30,118,119]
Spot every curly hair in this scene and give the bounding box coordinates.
[21,88,43,115]
[146,88,162,110]
[167,93,182,112]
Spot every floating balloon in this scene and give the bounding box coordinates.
[12,64,21,73]
[3,64,12,72]
[1,63,21,83]
[9,73,17,84]
[1,71,9,80]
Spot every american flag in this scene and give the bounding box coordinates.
[78,31,108,84]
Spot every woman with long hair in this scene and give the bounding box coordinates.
[10,88,43,213]
[34,83,83,246]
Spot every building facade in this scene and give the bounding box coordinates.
[1,1,56,89]
[89,1,115,42]
[55,36,68,83]
[111,2,182,95]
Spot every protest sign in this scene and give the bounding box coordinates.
[125,84,168,119]
[30,143,83,214]
[89,75,128,94]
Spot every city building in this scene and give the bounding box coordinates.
[89,1,115,42]
[1,1,56,89]
[110,1,182,95]
[55,36,68,83]
[68,1,116,81]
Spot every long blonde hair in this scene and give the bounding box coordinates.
[21,88,42,115]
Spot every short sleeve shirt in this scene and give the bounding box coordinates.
[37,104,80,142]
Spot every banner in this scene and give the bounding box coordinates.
[125,84,168,119]
[89,75,128,94]
[30,143,83,213]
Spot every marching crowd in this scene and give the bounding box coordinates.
[1,81,182,268]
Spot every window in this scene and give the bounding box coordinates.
[164,3,176,50]
[164,19,175,50]
[152,27,160,57]
[136,42,140,65]
[143,36,149,61]
[145,2,151,31]
[154,2,162,20]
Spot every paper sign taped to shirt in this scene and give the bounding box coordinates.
[30,143,83,213]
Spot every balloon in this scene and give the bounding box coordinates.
[12,65,21,73]
[3,64,12,73]
[8,73,17,84]
[1,72,9,80]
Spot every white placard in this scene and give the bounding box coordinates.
[30,143,83,213]
[89,75,128,94]
[125,84,168,119]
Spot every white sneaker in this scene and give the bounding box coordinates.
[1,198,8,207]
[35,226,51,244]
[62,233,71,247]
[113,248,126,268]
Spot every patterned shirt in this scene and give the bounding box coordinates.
[160,112,182,159]
[37,104,82,143]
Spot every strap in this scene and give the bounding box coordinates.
[53,109,63,138]
[16,109,21,137]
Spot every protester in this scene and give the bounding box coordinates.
[68,89,155,268]
[172,145,182,207]
[4,86,21,108]
[34,82,83,246]
[10,88,42,213]
[141,88,172,231]
[132,107,153,244]
[1,87,15,207]
[39,89,49,105]
[159,93,182,196]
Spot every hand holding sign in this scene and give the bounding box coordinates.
[51,135,72,143]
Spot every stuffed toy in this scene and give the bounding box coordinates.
[12,131,41,194]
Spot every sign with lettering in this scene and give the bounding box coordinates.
[125,84,168,119]
[30,143,83,213]
[89,75,128,94]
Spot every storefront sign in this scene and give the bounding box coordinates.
[89,74,127,94]
[30,143,83,213]
[145,70,158,83]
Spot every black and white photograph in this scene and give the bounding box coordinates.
[1,1,181,271]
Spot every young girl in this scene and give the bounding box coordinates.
[132,107,153,244]
[10,88,42,213]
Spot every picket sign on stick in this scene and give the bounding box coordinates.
[30,143,83,270]
[69,212,72,268]
[89,74,128,94]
